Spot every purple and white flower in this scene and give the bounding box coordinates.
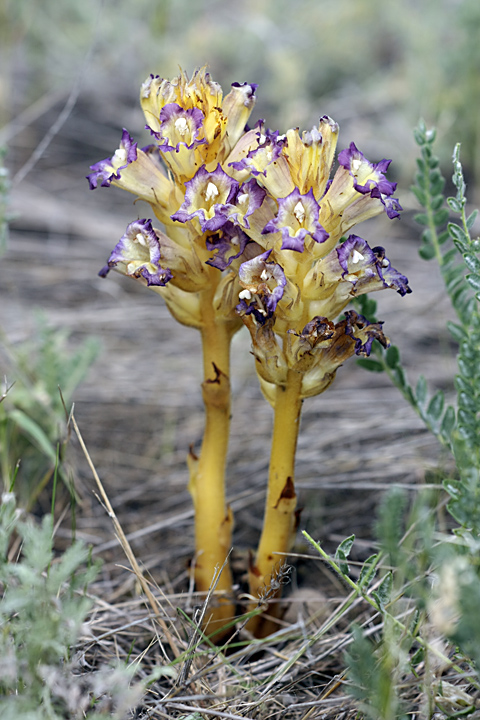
[99,219,172,286]
[337,142,402,219]
[147,103,205,152]
[87,129,137,189]
[336,236,411,296]
[171,165,239,232]
[205,223,250,270]
[262,187,328,252]
[303,235,411,315]
[236,249,287,323]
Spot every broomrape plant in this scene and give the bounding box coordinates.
[88,68,410,637]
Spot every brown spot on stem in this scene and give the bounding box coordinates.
[188,444,199,461]
[205,362,228,385]
[248,551,262,577]
[275,477,296,507]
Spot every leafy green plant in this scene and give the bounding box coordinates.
[0,318,99,507]
[355,121,480,535]
[0,493,172,718]
[344,623,409,720]
[337,124,480,715]
[305,487,480,718]
[0,492,145,719]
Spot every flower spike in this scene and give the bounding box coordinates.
[89,66,411,639]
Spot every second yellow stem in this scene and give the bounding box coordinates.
[248,368,303,635]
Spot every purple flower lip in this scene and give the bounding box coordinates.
[87,129,137,189]
[262,187,329,252]
[205,223,250,270]
[343,310,389,355]
[337,142,402,219]
[381,195,402,219]
[147,103,206,152]
[171,164,239,232]
[371,245,411,295]
[136,265,173,286]
[98,264,111,278]
[99,218,172,287]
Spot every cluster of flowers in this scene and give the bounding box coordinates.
[88,69,411,635]
[88,68,410,403]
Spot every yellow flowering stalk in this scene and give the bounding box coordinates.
[88,68,411,639]
[230,121,411,635]
[88,69,261,634]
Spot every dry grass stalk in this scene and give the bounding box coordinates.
[69,409,181,660]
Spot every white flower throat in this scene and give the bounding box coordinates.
[205,182,220,202]
[294,201,306,224]
[174,117,189,136]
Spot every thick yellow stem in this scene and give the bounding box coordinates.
[247,369,303,636]
[188,282,235,638]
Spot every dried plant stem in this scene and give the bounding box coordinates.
[69,412,181,658]
[188,285,235,634]
[247,368,303,636]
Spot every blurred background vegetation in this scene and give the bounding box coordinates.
[1,0,480,188]
[2,0,479,511]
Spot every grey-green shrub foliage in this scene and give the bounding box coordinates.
[0,493,146,719]
[355,122,480,536]
[342,126,480,715]
[0,318,100,505]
